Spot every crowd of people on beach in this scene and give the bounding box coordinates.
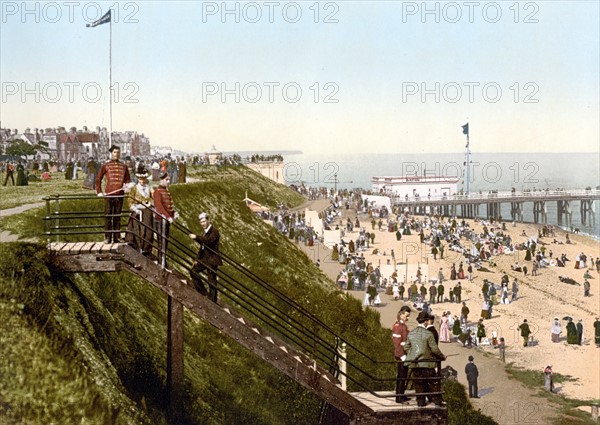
[292,192,600,374]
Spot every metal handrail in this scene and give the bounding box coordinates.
[42,194,445,400]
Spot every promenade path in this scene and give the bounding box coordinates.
[0,201,45,242]
[295,198,559,425]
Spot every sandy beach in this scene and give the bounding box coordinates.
[299,199,600,421]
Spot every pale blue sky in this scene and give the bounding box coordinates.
[1,1,598,154]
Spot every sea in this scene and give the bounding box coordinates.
[282,152,600,239]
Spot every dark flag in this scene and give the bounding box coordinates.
[86,10,111,27]
[462,123,469,136]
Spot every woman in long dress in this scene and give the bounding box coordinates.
[458,262,465,279]
[83,158,98,189]
[439,312,451,342]
[125,166,154,256]
[551,318,562,342]
[392,282,400,300]
[15,161,28,186]
[452,315,462,338]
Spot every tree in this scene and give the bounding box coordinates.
[6,140,36,158]
[6,140,48,159]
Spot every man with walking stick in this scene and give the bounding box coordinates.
[96,145,132,243]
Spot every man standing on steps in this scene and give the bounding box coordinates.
[404,311,446,407]
[189,212,223,303]
[96,145,132,243]
[153,173,178,268]
[392,306,411,403]
[465,355,479,398]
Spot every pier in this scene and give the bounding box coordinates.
[392,189,600,227]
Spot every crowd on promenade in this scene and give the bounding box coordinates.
[0,152,249,188]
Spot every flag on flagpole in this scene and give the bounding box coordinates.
[86,10,111,27]
[462,123,469,136]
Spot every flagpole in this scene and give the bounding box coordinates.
[109,11,113,146]
[466,133,470,195]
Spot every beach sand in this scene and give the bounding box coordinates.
[299,202,599,422]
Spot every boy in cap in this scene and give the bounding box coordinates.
[153,172,178,268]
[392,306,411,403]
[189,212,223,302]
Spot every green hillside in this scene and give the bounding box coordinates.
[0,166,392,425]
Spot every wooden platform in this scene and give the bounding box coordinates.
[48,241,124,254]
[47,241,127,272]
[350,390,445,411]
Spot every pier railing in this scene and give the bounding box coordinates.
[391,188,600,204]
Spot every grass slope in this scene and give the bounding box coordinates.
[0,165,497,424]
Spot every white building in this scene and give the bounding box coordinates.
[246,161,285,185]
[372,175,458,199]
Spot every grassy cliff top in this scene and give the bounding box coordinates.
[0,165,392,425]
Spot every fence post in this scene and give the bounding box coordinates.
[54,197,60,243]
[167,295,184,420]
[338,343,346,391]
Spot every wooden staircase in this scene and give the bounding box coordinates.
[47,242,447,425]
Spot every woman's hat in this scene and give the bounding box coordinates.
[135,164,149,178]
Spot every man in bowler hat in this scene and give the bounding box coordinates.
[465,355,479,398]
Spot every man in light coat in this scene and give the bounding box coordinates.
[404,311,446,407]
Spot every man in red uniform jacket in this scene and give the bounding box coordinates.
[189,212,223,302]
[96,145,131,243]
[153,172,177,268]
[393,305,412,403]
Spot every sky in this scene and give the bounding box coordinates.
[1,1,599,154]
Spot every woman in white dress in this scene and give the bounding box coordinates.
[392,282,400,300]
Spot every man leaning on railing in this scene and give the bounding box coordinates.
[153,172,178,269]
[404,311,446,407]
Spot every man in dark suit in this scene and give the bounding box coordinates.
[404,311,446,407]
[189,212,223,302]
[465,355,479,398]
[426,314,439,344]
